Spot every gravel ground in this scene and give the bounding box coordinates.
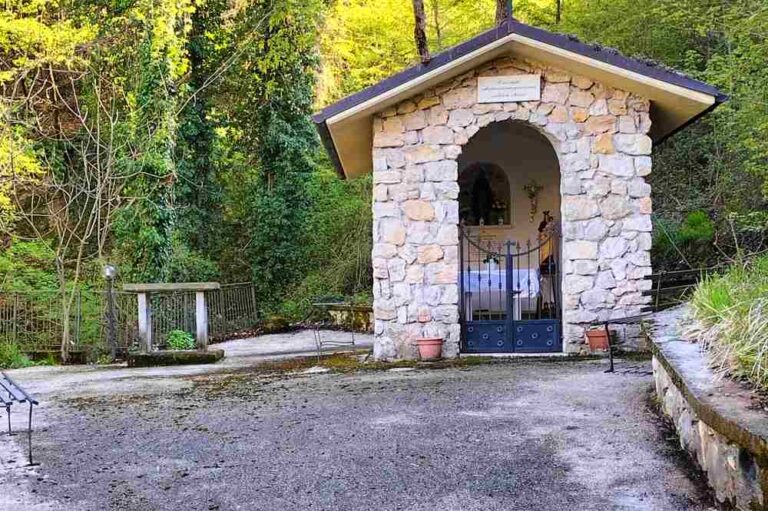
[1,358,715,510]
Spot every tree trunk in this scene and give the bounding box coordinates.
[555,0,562,24]
[412,0,430,64]
[496,0,512,25]
[430,0,442,50]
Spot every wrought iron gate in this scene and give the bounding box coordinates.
[459,226,562,353]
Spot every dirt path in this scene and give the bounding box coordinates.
[0,357,716,510]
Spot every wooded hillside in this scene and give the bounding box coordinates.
[2,0,767,318]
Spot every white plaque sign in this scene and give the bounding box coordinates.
[477,74,541,103]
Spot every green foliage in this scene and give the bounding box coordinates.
[317,0,495,106]
[0,342,34,369]
[166,330,195,350]
[3,0,768,346]
[273,164,373,319]
[166,236,220,283]
[557,0,768,268]
[0,1,95,230]
[0,240,57,291]
[220,0,323,312]
[677,211,715,245]
[691,256,768,391]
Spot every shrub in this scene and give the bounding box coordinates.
[653,210,716,270]
[0,343,34,369]
[690,256,768,391]
[678,211,714,245]
[166,330,195,350]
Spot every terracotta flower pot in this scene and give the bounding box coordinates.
[416,337,443,361]
[585,328,611,352]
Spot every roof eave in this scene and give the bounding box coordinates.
[314,19,728,179]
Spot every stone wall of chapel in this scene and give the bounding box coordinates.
[371,56,653,359]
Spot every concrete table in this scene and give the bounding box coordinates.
[123,282,221,352]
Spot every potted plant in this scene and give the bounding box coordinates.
[585,327,611,352]
[415,337,444,361]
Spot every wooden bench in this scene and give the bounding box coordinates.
[1,372,39,465]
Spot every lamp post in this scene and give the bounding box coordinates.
[103,264,118,360]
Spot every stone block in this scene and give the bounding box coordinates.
[563,196,600,220]
[417,96,441,109]
[618,115,636,133]
[417,244,444,263]
[397,101,417,114]
[564,274,594,294]
[572,76,593,89]
[380,218,406,246]
[583,218,609,241]
[542,82,570,103]
[600,236,629,258]
[435,224,458,246]
[404,145,443,164]
[429,105,449,125]
[598,154,635,177]
[565,240,598,260]
[571,107,589,122]
[424,160,458,181]
[572,259,598,275]
[447,109,474,127]
[406,222,434,244]
[623,215,652,232]
[593,133,614,154]
[388,258,406,282]
[635,156,652,176]
[589,98,608,116]
[585,115,617,134]
[600,195,632,220]
[403,110,427,131]
[569,89,594,108]
[373,202,399,218]
[628,178,651,198]
[422,125,455,145]
[614,134,652,155]
[442,87,475,109]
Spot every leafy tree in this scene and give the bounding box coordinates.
[317,0,495,106]
[221,0,323,310]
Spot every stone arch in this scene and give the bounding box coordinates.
[457,120,561,241]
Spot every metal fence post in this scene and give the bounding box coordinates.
[105,279,118,359]
[12,294,18,344]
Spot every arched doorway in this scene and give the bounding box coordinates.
[458,121,562,353]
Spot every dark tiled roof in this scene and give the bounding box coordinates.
[314,19,727,178]
[313,19,726,124]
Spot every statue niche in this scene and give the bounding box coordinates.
[458,162,510,226]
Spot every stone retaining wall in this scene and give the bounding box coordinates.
[371,55,654,359]
[652,335,768,509]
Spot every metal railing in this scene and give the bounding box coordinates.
[0,290,102,353]
[459,226,561,322]
[0,282,260,356]
[209,283,260,340]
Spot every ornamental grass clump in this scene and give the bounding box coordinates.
[690,256,768,391]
